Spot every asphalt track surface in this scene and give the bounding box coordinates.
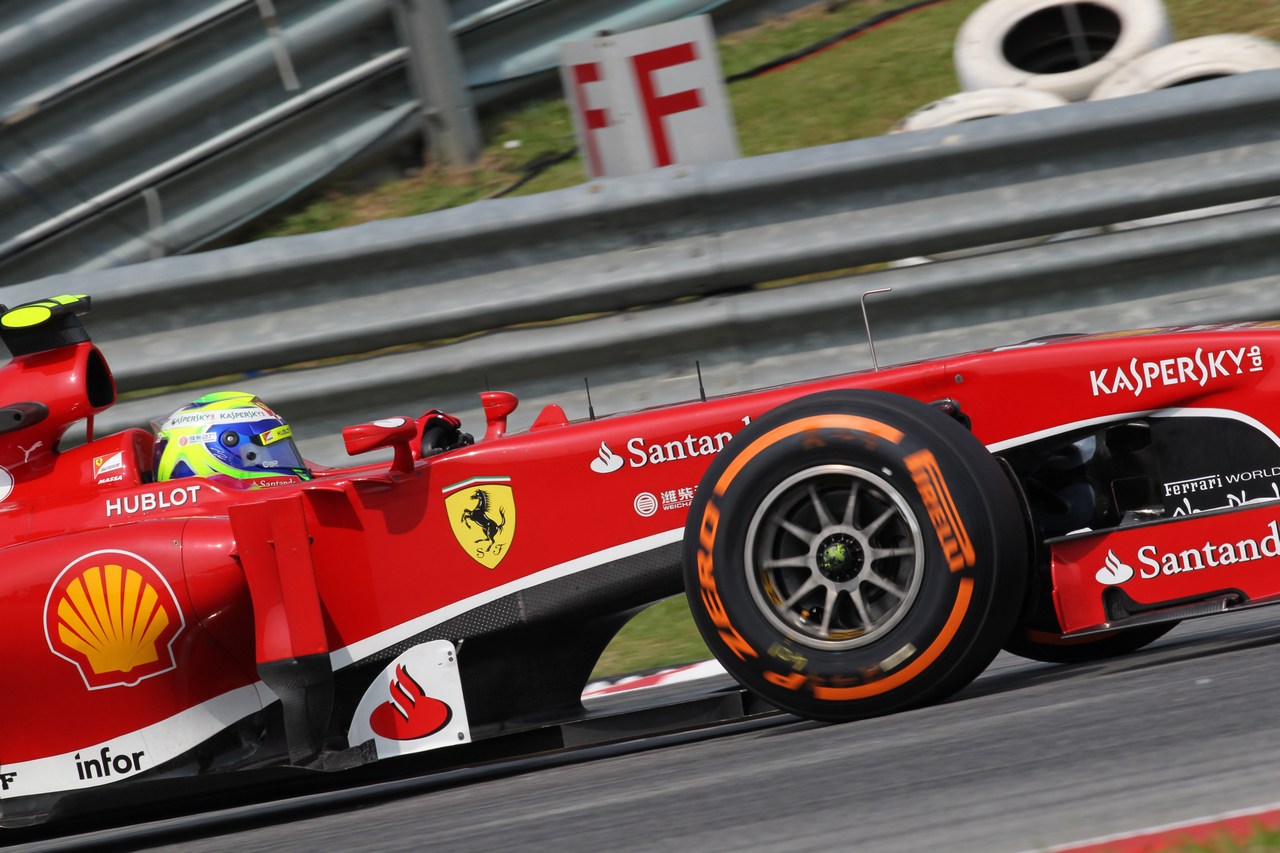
[16,608,1280,853]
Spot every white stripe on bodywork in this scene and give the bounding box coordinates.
[4,532,682,799]
[330,527,684,668]
[8,407,1272,799]
[0,684,268,799]
[986,407,1280,453]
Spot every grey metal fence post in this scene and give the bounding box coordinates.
[392,0,482,167]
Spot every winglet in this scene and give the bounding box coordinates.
[0,294,92,356]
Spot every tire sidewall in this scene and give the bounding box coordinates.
[1090,34,1280,100]
[954,0,1173,101]
[684,391,1022,720]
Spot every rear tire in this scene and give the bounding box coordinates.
[683,390,1027,722]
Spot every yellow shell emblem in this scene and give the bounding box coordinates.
[444,477,516,569]
[45,551,186,689]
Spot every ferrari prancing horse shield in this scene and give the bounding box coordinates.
[445,477,516,569]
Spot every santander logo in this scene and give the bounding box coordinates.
[590,441,624,473]
[1095,550,1135,585]
[368,664,452,741]
[348,640,469,759]
[1093,521,1280,587]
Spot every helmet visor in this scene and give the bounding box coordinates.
[235,432,308,474]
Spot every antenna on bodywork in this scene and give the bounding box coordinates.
[696,361,707,403]
[584,377,596,421]
[860,287,892,372]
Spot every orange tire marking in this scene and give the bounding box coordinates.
[696,499,758,661]
[905,449,976,572]
[715,414,904,496]
[764,670,807,690]
[811,577,973,700]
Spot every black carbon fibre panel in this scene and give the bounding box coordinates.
[333,541,685,730]
[519,541,683,622]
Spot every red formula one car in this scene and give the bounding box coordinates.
[3,295,1280,826]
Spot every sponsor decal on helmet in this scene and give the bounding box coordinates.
[258,424,293,445]
[159,407,273,430]
[44,550,186,689]
[1088,346,1264,397]
[443,476,515,569]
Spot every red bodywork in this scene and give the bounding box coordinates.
[4,303,1280,824]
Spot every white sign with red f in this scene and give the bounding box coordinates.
[559,16,740,179]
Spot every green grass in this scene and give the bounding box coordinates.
[258,0,996,236]
[1180,829,1280,852]
[247,0,1273,677]
[592,595,712,678]
[257,0,1273,236]
[1097,824,1280,852]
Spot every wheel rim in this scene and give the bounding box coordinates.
[745,464,925,651]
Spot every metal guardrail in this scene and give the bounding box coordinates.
[457,0,748,101]
[0,0,411,284]
[12,70,1279,370]
[4,72,1280,463]
[0,0,752,288]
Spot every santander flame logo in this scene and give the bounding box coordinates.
[368,665,452,741]
[590,441,624,474]
[1095,550,1135,586]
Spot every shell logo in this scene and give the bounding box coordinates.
[44,550,186,689]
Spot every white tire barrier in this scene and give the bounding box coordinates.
[1090,34,1280,232]
[891,87,1068,132]
[955,0,1172,101]
[1089,34,1280,100]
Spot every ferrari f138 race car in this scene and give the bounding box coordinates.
[3,294,1280,826]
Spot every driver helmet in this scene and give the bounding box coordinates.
[153,391,312,487]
